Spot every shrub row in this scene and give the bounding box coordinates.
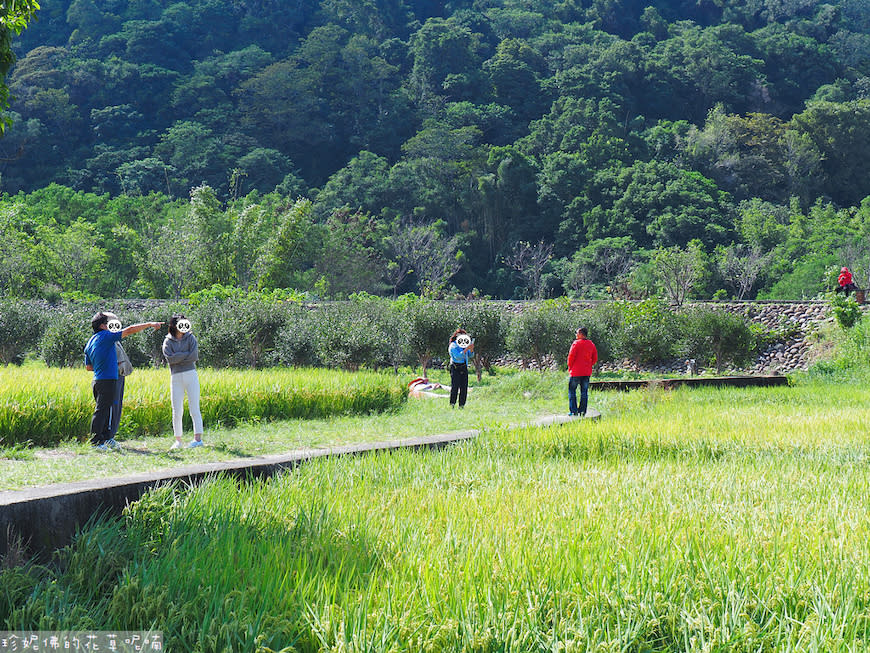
[0,296,768,375]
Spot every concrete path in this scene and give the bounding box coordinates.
[0,411,600,561]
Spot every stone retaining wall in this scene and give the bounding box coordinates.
[494,300,835,375]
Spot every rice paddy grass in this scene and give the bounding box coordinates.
[3,376,869,651]
[0,365,409,449]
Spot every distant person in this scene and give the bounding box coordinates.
[447,328,474,408]
[162,314,204,449]
[103,312,134,442]
[85,312,162,451]
[567,326,598,417]
[836,266,859,296]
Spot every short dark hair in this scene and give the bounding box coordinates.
[577,326,588,337]
[91,312,109,333]
[168,314,186,338]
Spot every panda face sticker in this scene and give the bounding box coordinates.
[456,334,472,348]
[106,318,122,333]
[177,319,192,333]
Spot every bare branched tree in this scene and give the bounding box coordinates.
[504,240,553,299]
[651,244,704,306]
[384,229,417,298]
[391,221,462,297]
[718,244,769,299]
[597,243,635,284]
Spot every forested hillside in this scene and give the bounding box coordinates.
[4,0,870,299]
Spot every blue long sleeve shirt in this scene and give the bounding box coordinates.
[448,341,474,365]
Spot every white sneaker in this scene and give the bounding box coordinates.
[189,439,204,448]
[170,440,183,450]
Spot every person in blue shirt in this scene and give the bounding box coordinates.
[84,311,162,450]
[447,328,475,408]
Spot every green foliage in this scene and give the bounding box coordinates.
[456,301,506,378]
[1,0,869,301]
[829,292,863,329]
[38,306,94,368]
[581,302,623,364]
[187,284,309,307]
[0,299,44,364]
[273,306,321,368]
[404,298,454,375]
[192,298,291,369]
[680,306,759,372]
[618,298,681,364]
[311,302,390,371]
[506,300,574,370]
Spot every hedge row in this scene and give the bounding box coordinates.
[0,296,772,374]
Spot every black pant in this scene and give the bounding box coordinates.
[836,283,858,296]
[109,376,125,437]
[449,363,468,407]
[91,379,116,445]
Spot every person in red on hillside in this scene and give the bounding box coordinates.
[836,266,859,296]
[567,326,598,417]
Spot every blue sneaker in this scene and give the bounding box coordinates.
[92,443,108,452]
[188,439,204,448]
[106,438,121,451]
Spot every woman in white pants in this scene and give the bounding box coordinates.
[162,314,204,449]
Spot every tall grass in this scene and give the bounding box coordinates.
[3,379,869,650]
[0,366,406,447]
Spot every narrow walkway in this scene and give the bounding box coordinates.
[0,411,599,561]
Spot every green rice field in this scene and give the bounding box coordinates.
[2,377,869,651]
[0,365,408,447]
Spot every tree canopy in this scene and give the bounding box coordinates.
[3,0,870,299]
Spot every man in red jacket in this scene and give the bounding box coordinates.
[836,266,859,296]
[567,326,598,416]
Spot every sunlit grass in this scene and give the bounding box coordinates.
[0,368,569,490]
[0,365,407,448]
[3,377,870,650]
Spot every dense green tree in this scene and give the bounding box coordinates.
[483,38,549,122]
[249,197,317,291]
[683,107,822,204]
[476,145,539,262]
[645,23,767,121]
[4,0,870,300]
[37,220,108,295]
[0,0,40,127]
[154,121,229,193]
[314,150,392,219]
[407,16,486,109]
[315,209,389,297]
[187,184,234,288]
[791,100,870,206]
[578,160,734,249]
[0,208,38,296]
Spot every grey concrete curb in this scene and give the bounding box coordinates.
[591,375,789,391]
[0,412,598,561]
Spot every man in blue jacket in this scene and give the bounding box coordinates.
[84,312,163,450]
